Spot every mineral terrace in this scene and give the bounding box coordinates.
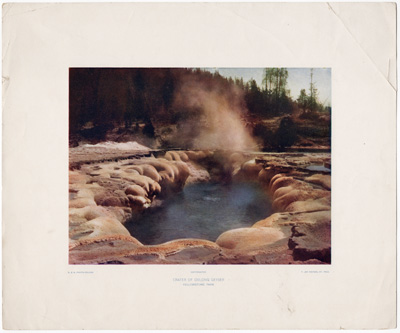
[69,146,331,265]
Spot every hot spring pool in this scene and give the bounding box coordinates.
[126,182,272,245]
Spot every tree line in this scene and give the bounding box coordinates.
[70,68,240,140]
[70,67,329,146]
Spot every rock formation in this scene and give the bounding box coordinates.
[69,149,331,264]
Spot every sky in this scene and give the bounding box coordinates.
[204,68,331,107]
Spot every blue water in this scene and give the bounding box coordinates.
[126,182,272,245]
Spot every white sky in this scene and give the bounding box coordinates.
[204,67,332,107]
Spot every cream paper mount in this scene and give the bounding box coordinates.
[2,2,396,330]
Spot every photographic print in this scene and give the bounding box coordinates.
[4,2,396,329]
[69,67,331,265]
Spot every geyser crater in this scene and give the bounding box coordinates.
[125,180,272,245]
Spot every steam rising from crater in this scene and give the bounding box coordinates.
[170,76,258,151]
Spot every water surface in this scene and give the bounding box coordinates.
[306,165,331,172]
[126,182,272,245]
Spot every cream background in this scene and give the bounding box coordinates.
[2,3,396,330]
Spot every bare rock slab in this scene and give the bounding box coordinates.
[288,222,331,263]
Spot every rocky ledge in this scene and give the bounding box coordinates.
[69,149,331,265]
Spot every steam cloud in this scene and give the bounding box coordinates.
[170,75,258,151]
